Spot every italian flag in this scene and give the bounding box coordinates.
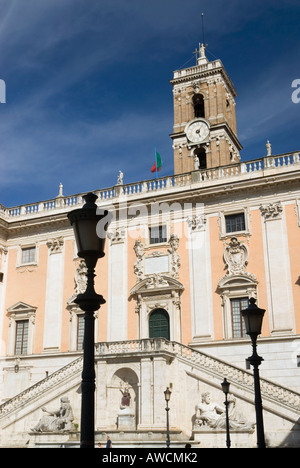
[151,151,162,173]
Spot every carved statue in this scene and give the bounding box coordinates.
[120,383,131,409]
[133,239,144,282]
[117,170,124,185]
[266,140,272,156]
[32,397,75,432]
[194,392,225,429]
[168,234,180,279]
[194,391,255,432]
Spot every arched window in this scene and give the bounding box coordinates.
[149,308,170,340]
[192,94,205,118]
[194,147,207,169]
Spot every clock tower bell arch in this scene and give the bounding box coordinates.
[170,44,242,175]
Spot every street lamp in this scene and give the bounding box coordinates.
[164,387,172,448]
[221,378,231,449]
[241,297,266,449]
[68,192,109,448]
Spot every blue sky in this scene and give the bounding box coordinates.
[0,0,299,207]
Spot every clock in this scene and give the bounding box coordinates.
[185,120,210,143]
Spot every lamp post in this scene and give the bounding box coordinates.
[221,378,231,449]
[241,297,266,449]
[68,192,109,448]
[164,387,171,448]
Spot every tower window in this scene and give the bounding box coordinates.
[194,147,207,169]
[193,94,205,118]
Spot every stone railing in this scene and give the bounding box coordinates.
[0,357,83,419]
[1,152,299,222]
[96,338,300,413]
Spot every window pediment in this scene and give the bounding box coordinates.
[7,301,37,315]
[130,274,184,297]
[218,274,257,291]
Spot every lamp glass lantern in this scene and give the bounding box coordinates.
[221,378,230,396]
[68,192,108,262]
[241,297,265,338]
[164,387,172,403]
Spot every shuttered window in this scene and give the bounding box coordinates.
[15,320,29,355]
[77,314,85,350]
[230,298,248,338]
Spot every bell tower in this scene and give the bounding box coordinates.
[170,44,242,174]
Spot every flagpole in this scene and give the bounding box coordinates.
[155,147,157,181]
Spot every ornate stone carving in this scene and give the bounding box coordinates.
[32,396,75,432]
[74,259,87,294]
[194,391,255,432]
[187,214,206,232]
[108,228,125,244]
[224,237,249,276]
[145,273,169,289]
[133,239,144,282]
[168,234,180,279]
[46,237,64,254]
[260,202,283,220]
[218,237,257,298]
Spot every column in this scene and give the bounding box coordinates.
[139,357,153,428]
[107,230,128,341]
[187,214,214,341]
[43,238,64,351]
[261,203,295,334]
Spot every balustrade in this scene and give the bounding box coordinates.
[1,152,299,220]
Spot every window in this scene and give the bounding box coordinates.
[230,298,248,338]
[149,225,167,244]
[21,247,36,264]
[15,320,29,355]
[225,213,246,234]
[193,94,205,118]
[77,314,85,351]
[149,309,170,340]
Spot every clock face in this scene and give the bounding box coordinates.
[186,120,210,143]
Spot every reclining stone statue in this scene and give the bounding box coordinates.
[194,391,255,432]
[32,396,75,432]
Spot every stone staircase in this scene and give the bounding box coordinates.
[0,339,299,447]
[96,339,300,417]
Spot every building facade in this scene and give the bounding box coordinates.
[0,45,299,448]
